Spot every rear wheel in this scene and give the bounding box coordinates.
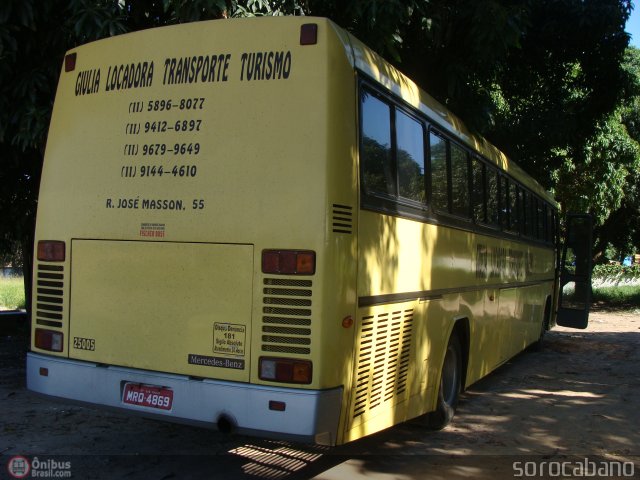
[425,333,462,430]
[531,299,551,351]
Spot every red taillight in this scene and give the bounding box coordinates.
[35,328,64,352]
[37,240,65,262]
[262,250,315,275]
[65,52,77,72]
[259,357,312,384]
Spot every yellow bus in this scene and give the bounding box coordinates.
[27,16,591,446]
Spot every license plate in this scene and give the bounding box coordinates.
[122,383,173,410]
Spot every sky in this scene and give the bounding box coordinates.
[627,6,640,47]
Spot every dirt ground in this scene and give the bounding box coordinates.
[1,310,639,479]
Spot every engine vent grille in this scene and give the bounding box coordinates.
[332,204,353,234]
[352,309,414,419]
[262,278,312,355]
[35,263,65,328]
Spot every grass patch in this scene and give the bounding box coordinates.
[0,276,26,310]
[591,284,640,311]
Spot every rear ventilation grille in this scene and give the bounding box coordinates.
[262,278,312,355]
[352,309,414,419]
[35,263,65,328]
[332,204,353,234]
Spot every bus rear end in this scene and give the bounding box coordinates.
[28,17,358,446]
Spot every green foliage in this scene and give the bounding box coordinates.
[591,47,640,260]
[554,108,640,225]
[593,263,640,281]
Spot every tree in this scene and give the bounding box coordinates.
[591,47,640,261]
[0,1,127,313]
[488,1,633,185]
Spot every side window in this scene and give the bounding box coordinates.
[537,200,545,241]
[529,196,537,239]
[486,167,499,226]
[518,188,526,235]
[522,190,530,236]
[361,92,395,196]
[546,206,555,243]
[451,143,470,218]
[430,131,448,212]
[529,194,536,238]
[500,176,510,230]
[396,110,425,203]
[510,184,520,234]
[472,158,485,223]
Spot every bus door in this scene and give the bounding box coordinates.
[556,214,593,329]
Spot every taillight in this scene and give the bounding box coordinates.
[35,328,64,352]
[259,357,312,384]
[37,240,66,262]
[262,250,315,275]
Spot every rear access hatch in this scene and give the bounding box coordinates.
[69,240,253,382]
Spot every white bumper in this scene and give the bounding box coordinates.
[27,353,342,445]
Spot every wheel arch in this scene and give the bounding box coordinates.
[450,317,470,391]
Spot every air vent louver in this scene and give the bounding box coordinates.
[352,309,414,419]
[35,263,65,328]
[332,204,353,234]
[262,278,313,355]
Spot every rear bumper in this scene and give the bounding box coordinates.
[27,353,342,445]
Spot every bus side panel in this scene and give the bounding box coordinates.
[343,300,440,442]
[462,287,501,385]
[346,213,452,441]
[348,210,557,441]
[319,23,361,445]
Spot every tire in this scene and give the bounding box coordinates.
[531,299,551,352]
[425,333,462,430]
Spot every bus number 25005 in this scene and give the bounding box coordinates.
[73,337,96,351]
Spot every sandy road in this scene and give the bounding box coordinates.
[1,310,639,479]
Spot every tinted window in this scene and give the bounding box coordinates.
[396,110,425,203]
[486,167,499,226]
[546,207,554,243]
[510,184,519,233]
[537,200,545,240]
[361,93,395,196]
[518,188,525,235]
[529,194,537,238]
[522,190,530,236]
[430,132,448,212]
[500,176,510,230]
[472,158,485,222]
[451,144,470,217]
